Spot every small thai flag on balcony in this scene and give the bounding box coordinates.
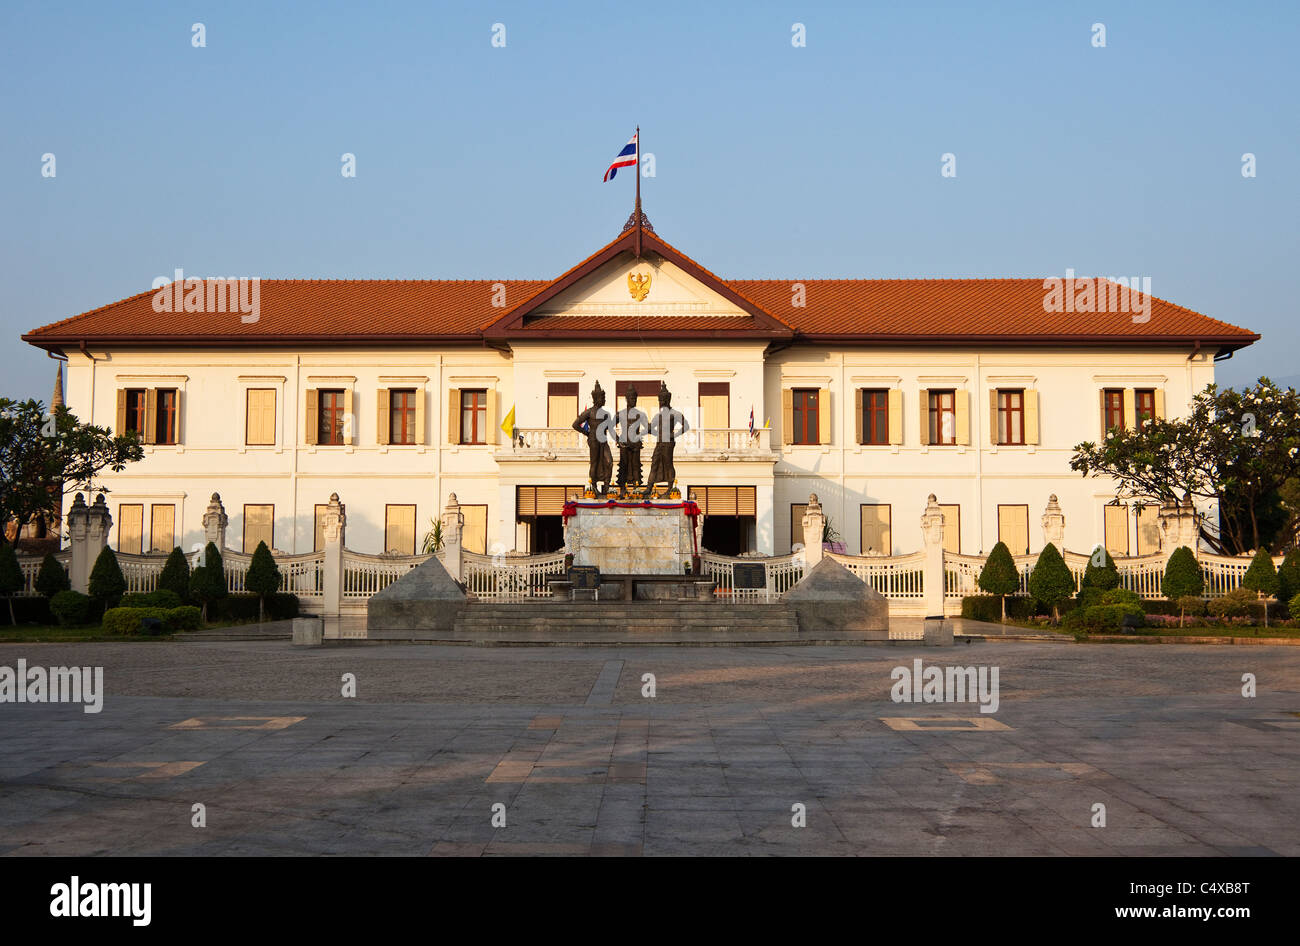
[602,132,638,182]
[749,407,755,437]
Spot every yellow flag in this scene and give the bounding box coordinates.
[501,404,516,437]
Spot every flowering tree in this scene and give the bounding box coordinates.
[1070,379,1300,555]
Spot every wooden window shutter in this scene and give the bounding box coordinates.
[485,389,498,444]
[1098,389,1107,439]
[447,388,460,444]
[143,389,157,445]
[918,388,930,446]
[817,389,831,445]
[1122,388,1135,430]
[955,391,970,445]
[174,389,184,444]
[115,389,127,434]
[989,389,999,445]
[377,388,391,446]
[1024,390,1040,444]
[781,388,793,445]
[854,389,864,444]
[737,487,756,517]
[888,389,903,445]
[1154,388,1165,420]
[343,388,355,445]
[414,389,425,445]
[304,388,318,445]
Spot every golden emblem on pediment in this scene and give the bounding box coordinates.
[627,272,651,301]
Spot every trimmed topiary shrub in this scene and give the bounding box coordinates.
[209,592,299,623]
[1062,602,1144,632]
[88,545,127,609]
[1100,587,1143,610]
[1241,548,1278,597]
[245,540,281,623]
[35,552,70,599]
[1161,546,1204,626]
[103,605,194,635]
[1207,587,1254,619]
[189,542,228,621]
[978,542,1020,623]
[50,589,91,626]
[1028,542,1074,625]
[1291,592,1300,623]
[157,547,191,602]
[1081,546,1120,593]
[0,542,22,625]
[119,589,183,610]
[167,606,201,630]
[1176,595,1206,621]
[961,595,1037,623]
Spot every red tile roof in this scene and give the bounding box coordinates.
[22,230,1257,350]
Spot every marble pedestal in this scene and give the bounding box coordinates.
[564,504,696,576]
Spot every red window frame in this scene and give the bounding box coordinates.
[792,389,819,445]
[461,389,487,445]
[124,389,147,437]
[862,389,889,445]
[155,388,177,444]
[1135,389,1156,430]
[1103,389,1124,431]
[319,389,345,445]
[929,390,956,445]
[390,389,416,445]
[998,389,1025,445]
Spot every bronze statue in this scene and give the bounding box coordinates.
[615,385,650,496]
[572,381,613,495]
[648,381,688,496]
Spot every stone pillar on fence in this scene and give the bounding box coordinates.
[441,492,464,583]
[66,493,112,594]
[1158,500,1200,557]
[801,493,825,568]
[201,493,228,551]
[1041,494,1065,548]
[320,492,347,625]
[920,494,946,617]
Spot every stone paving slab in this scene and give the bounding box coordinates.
[0,641,1297,855]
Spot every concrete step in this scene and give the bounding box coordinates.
[453,601,800,636]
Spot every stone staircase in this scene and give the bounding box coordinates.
[450,600,800,639]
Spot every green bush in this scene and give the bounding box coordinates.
[977,542,1020,622]
[1161,546,1203,600]
[167,606,201,630]
[1176,595,1206,620]
[960,595,1038,622]
[1062,602,1144,632]
[50,589,91,626]
[245,541,282,622]
[1241,548,1278,596]
[1100,587,1143,609]
[1081,546,1120,592]
[1291,592,1300,622]
[1276,549,1300,611]
[1207,587,1254,619]
[0,543,22,625]
[121,589,183,609]
[34,552,70,598]
[189,542,228,620]
[88,545,127,607]
[157,547,191,602]
[1028,543,1075,622]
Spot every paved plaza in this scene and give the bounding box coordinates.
[1,640,1298,856]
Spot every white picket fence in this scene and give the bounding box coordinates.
[462,550,567,600]
[702,551,805,602]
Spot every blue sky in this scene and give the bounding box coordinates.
[3,0,1297,401]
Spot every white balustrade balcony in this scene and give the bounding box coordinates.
[500,426,773,460]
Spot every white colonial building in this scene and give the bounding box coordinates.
[23,219,1258,564]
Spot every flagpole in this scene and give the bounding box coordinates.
[634,124,642,258]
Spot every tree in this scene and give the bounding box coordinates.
[1275,548,1300,611]
[1082,546,1120,593]
[35,552,70,598]
[88,545,126,609]
[978,542,1020,623]
[1161,546,1204,627]
[1070,378,1300,554]
[189,542,227,622]
[1241,547,1279,628]
[0,542,22,625]
[157,547,191,601]
[245,540,281,623]
[1028,542,1073,625]
[0,398,143,545]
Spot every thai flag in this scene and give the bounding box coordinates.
[749,406,755,437]
[602,132,638,182]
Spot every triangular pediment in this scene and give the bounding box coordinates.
[480,227,794,340]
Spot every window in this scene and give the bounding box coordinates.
[699,382,730,429]
[997,504,1029,555]
[860,504,891,554]
[460,390,488,445]
[1135,389,1156,430]
[928,390,956,445]
[318,389,346,445]
[244,504,274,553]
[118,504,143,554]
[150,504,175,552]
[1104,504,1130,556]
[460,504,488,555]
[1102,389,1124,432]
[861,389,889,445]
[123,389,147,437]
[154,389,178,444]
[385,505,417,555]
[792,389,819,445]
[938,503,961,554]
[246,389,276,445]
[389,389,418,445]
[547,382,579,428]
[1136,504,1160,556]
[998,389,1025,445]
